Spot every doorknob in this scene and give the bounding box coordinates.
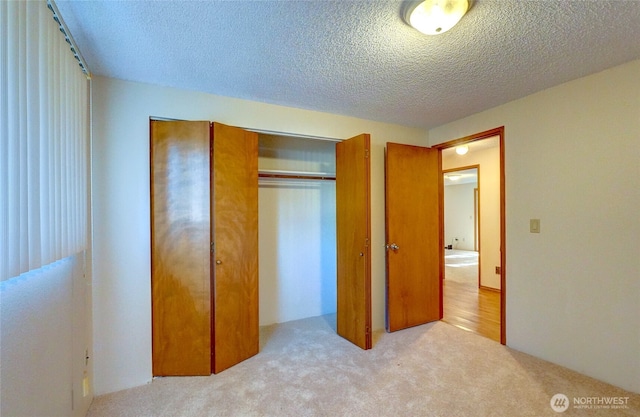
[216,260,222,265]
[385,243,399,251]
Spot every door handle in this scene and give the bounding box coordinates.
[385,243,399,251]
[216,260,222,265]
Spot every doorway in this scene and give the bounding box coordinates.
[434,127,506,344]
[442,165,500,341]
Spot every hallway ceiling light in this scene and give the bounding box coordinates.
[447,174,462,181]
[455,145,469,155]
[407,0,469,35]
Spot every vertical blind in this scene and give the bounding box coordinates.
[0,0,89,281]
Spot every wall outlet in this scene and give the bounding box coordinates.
[495,266,501,274]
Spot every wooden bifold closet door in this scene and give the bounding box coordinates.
[211,122,259,373]
[151,120,258,376]
[336,134,372,349]
[151,121,211,375]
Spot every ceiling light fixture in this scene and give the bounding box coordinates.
[407,0,469,36]
[455,145,469,155]
[447,174,462,181]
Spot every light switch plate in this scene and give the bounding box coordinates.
[530,219,540,233]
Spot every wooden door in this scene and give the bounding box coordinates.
[385,143,442,332]
[151,120,211,375]
[211,122,259,373]
[336,134,372,349]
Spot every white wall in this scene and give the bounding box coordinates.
[443,145,501,289]
[91,76,427,394]
[259,181,336,325]
[444,182,476,251]
[0,253,92,417]
[429,59,640,393]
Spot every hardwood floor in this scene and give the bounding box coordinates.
[442,250,501,342]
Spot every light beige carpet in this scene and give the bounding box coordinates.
[88,315,639,417]
[444,250,478,284]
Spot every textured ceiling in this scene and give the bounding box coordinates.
[55,0,640,129]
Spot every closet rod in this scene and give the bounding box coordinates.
[258,173,336,181]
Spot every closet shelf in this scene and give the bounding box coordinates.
[258,169,336,181]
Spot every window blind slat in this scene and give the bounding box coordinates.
[0,1,8,280]
[26,1,42,270]
[7,1,21,278]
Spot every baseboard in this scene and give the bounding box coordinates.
[479,285,501,293]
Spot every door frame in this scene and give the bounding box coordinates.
[474,187,479,252]
[433,127,506,345]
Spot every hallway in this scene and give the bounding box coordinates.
[442,250,500,342]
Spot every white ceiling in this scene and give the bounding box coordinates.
[55,0,640,129]
[444,168,477,186]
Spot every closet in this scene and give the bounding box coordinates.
[257,134,338,326]
[259,132,372,349]
[151,121,370,376]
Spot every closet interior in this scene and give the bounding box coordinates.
[257,133,338,327]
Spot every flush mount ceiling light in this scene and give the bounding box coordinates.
[407,0,469,35]
[447,174,462,181]
[455,145,469,155]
